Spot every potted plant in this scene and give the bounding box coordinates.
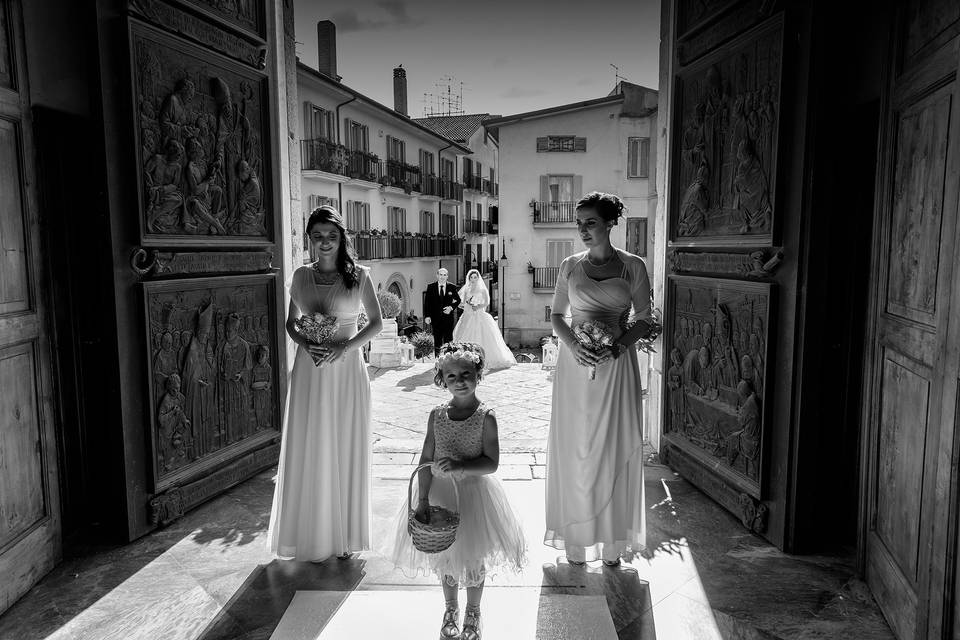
[526,260,535,274]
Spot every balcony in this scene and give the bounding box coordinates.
[350,232,464,261]
[420,174,442,198]
[385,160,422,193]
[441,180,464,202]
[481,178,492,194]
[347,150,383,183]
[464,174,483,191]
[532,201,577,224]
[484,219,495,235]
[301,138,350,177]
[464,219,484,234]
[531,266,560,290]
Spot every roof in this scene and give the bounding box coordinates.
[296,61,472,154]
[482,94,624,129]
[413,114,491,143]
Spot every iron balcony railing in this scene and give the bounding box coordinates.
[350,233,464,261]
[421,174,442,197]
[301,138,349,176]
[347,150,383,182]
[463,174,483,191]
[532,201,577,224]
[484,219,495,234]
[481,178,492,194]
[441,180,464,202]
[385,160,421,191]
[464,219,484,234]
[532,266,560,289]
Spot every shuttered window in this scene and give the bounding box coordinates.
[628,137,650,178]
[344,118,369,151]
[440,212,456,235]
[546,240,574,267]
[388,206,407,234]
[463,157,473,182]
[386,135,406,162]
[536,136,587,152]
[420,210,434,234]
[419,149,435,175]
[344,200,371,232]
[304,102,335,141]
[441,158,455,180]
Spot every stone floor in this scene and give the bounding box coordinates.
[0,363,894,639]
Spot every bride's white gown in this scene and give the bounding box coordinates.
[453,303,516,369]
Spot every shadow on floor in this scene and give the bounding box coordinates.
[394,367,437,391]
[197,557,366,640]
[540,562,655,640]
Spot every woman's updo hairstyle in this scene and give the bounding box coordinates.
[433,342,486,387]
[306,205,361,289]
[575,191,626,224]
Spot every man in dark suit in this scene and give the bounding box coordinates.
[423,267,461,356]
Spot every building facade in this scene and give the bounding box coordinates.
[487,83,658,346]
[297,58,471,322]
[415,114,501,316]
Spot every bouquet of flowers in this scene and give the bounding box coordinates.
[572,320,615,380]
[295,312,339,366]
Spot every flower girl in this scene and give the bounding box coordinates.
[388,342,526,640]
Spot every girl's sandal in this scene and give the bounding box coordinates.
[439,605,460,639]
[602,558,621,567]
[461,606,482,640]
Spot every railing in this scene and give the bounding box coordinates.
[301,138,349,176]
[481,178,492,194]
[385,160,421,191]
[347,150,383,182]
[484,219,495,234]
[463,219,483,234]
[532,266,560,289]
[421,174,442,197]
[350,233,464,261]
[441,180,464,202]
[532,201,577,224]
[493,182,499,197]
[464,174,483,191]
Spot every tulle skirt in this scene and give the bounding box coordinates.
[386,470,526,587]
[452,309,516,369]
[267,345,371,561]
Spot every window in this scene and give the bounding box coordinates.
[345,200,371,232]
[388,206,407,234]
[419,149,435,175]
[489,167,495,183]
[546,240,574,267]
[476,204,483,220]
[536,135,587,152]
[548,176,573,203]
[440,212,456,235]
[628,137,650,178]
[465,201,472,220]
[462,157,473,182]
[544,306,552,322]
[420,210,434,234]
[304,103,335,141]
[344,118,369,152]
[386,135,406,162]
[476,161,482,179]
[441,158,455,180]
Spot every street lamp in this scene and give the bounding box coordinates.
[500,239,508,338]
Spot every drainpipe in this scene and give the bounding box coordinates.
[437,142,456,279]
[335,95,358,207]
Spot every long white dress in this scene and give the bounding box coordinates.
[452,286,515,369]
[267,264,372,560]
[544,250,651,562]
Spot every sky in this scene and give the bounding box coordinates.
[292,0,661,118]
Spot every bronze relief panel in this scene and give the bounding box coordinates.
[663,276,774,496]
[144,274,279,485]
[131,21,271,245]
[671,17,782,245]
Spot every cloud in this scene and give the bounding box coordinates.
[576,77,597,86]
[331,1,422,33]
[500,86,547,98]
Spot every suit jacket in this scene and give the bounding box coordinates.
[423,281,461,325]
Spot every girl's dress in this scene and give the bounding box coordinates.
[545,250,651,562]
[388,402,526,586]
[268,265,372,560]
[452,280,515,369]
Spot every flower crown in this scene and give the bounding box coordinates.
[435,343,485,370]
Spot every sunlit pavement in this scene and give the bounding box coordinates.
[0,363,893,639]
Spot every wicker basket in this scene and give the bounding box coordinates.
[407,463,460,554]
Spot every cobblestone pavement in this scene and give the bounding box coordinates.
[369,362,555,481]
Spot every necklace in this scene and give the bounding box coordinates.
[312,262,340,285]
[586,250,616,267]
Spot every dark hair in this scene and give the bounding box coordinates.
[306,206,361,289]
[433,342,486,387]
[575,191,625,224]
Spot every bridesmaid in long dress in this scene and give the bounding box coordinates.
[268,206,383,561]
[545,191,654,566]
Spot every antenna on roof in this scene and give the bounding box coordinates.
[610,63,627,88]
[422,75,467,117]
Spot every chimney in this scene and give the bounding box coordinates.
[393,65,408,116]
[317,20,338,80]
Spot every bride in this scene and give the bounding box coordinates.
[452,269,516,369]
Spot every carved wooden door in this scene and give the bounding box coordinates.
[120,0,287,533]
[660,1,797,546]
[0,0,62,612]
[861,2,960,638]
